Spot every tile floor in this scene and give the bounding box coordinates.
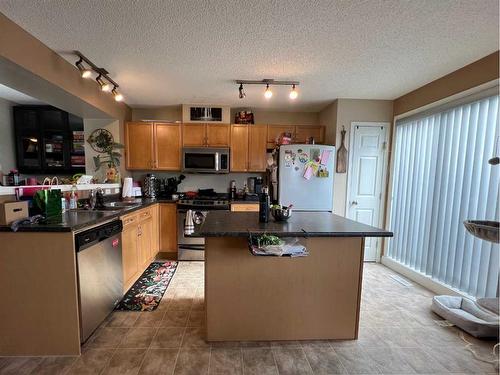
[0,262,498,374]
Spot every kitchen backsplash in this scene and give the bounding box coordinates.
[131,172,265,193]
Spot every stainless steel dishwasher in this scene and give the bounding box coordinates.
[75,219,123,342]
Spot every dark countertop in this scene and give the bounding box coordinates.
[192,211,393,238]
[0,199,177,233]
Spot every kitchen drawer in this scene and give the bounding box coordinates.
[231,203,260,212]
[121,212,139,228]
[137,207,152,221]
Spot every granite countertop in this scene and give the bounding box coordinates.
[0,198,177,233]
[192,211,393,238]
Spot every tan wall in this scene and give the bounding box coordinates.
[394,51,499,116]
[131,105,182,122]
[231,109,319,125]
[333,99,394,216]
[319,100,338,145]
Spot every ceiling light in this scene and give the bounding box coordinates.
[96,74,112,92]
[238,84,246,99]
[112,87,123,102]
[75,58,92,78]
[264,84,273,99]
[289,84,298,100]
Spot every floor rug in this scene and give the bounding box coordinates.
[115,261,177,311]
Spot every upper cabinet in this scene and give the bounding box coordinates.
[267,124,325,148]
[125,122,181,171]
[230,124,267,172]
[13,106,85,174]
[182,123,230,147]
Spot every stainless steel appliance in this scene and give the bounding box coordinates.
[75,219,123,342]
[143,173,158,198]
[182,147,229,174]
[177,193,229,260]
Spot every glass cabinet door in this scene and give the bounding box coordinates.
[42,132,66,169]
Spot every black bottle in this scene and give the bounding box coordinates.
[259,186,270,223]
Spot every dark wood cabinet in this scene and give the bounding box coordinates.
[13,106,85,174]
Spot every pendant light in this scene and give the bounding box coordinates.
[289,84,298,99]
[75,58,92,78]
[112,87,124,102]
[264,84,273,99]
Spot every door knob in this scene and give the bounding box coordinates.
[351,201,358,205]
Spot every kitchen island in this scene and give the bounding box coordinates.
[193,211,392,342]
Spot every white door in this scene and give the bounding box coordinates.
[347,123,388,261]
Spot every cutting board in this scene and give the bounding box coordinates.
[336,126,348,173]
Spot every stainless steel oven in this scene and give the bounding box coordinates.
[177,209,207,261]
[182,147,229,174]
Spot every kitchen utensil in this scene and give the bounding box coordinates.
[271,206,293,222]
[336,126,348,173]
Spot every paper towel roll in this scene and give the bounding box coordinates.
[122,177,133,198]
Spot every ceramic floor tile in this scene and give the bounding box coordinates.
[272,347,312,375]
[423,345,497,373]
[161,310,190,327]
[364,347,415,374]
[90,327,130,348]
[242,347,279,375]
[150,327,185,349]
[167,298,193,311]
[182,326,210,348]
[30,356,77,375]
[101,348,146,375]
[119,327,157,349]
[66,348,115,375]
[173,348,210,375]
[137,348,179,375]
[209,347,243,374]
[335,347,382,374]
[106,311,140,327]
[303,346,347,374]
[187,310,205,327]
[397,347,448,374]
[0,357,42,375]
[133,310,166,327]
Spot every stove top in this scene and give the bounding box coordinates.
[178,192,229,210]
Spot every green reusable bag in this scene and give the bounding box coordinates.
[34,189,62,218]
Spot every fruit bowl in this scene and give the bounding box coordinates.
[271,207,293,222]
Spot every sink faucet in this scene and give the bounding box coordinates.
[89,188,105,210]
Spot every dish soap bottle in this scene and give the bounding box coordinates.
[259,186,270,223]
[69,185,78,209]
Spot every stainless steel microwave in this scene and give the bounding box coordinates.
[182,147,229,173]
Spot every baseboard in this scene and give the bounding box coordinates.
[157,252,178,260]
[381,256,467,298]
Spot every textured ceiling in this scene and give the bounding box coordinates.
[0,0,498,111]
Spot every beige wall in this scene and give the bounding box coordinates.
[331,99,394,216]
[394,51,499,116]
[131,105,182,122]
[83,119,121,178]
[319,100,338,145]
[0,98,15,174]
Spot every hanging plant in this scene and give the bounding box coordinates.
[87,128,124,172]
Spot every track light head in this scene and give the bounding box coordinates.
[75,58,92,78]
[96,74,112,92]
[112,87,123,102]
[289,84,298,100]
[264,84,273,99]
[238,84,246,99]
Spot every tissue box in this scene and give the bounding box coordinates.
[0,201,29,225]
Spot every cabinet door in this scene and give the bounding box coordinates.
[139,218,153,269]
[122,224,139,291]
[206,124,230,147]
[160,203,177,253]
[151,204,160,260]
[295,126,325,144]
[126,122,154,169]
[155,123,181,170]
[182,123,206,147]
[230,125,249,172]
[248,125,268,172]
[267,125,296,148]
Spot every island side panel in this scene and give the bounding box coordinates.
[0,232,81,355]
[205,236,364,341]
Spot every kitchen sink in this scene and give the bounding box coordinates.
[463,220,499,243]
[102,201,141,209]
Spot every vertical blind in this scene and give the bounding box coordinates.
[388,94,499,298]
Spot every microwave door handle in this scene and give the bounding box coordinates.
[215,152,219,171]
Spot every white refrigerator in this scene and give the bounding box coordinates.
[278,144,335,211]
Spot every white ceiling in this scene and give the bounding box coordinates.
[0,0,498,111]
[0,84,45,105]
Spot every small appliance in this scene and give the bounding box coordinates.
[182,148,229,174]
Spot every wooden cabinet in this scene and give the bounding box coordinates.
[231,203,260,212]
[248,125,268,172]
[151,204,160,258]
[120,206,159,292]
[126,122,154,169]
[126,122,181,170]
[267,125,295,149]
[230,125,267,172]
[182,123,230,147]
[182,123,206,146]
[295,125,325,144]
[160,203,177,254]
[155,123,181,170]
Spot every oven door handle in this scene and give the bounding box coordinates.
[178,244,205,250]
[215,152,219,172]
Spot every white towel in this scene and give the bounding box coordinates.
[122,177,133,198]
[184,209,194,235]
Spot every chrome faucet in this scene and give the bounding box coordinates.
[89,188,105,210]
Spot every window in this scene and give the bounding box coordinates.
[387,93,499,298]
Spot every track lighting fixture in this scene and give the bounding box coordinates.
[75,58,92,78]
[112,87,123,102]
[264,84,273,99]
[74,51,124,102]
[239,84,246,99]
[235,79,299,100]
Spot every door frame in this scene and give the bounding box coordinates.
[345,121,390,261]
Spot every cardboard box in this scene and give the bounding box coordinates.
[0,201,29,225]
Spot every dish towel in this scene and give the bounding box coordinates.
[184,209,194,235]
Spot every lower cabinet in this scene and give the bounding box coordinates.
[122,218,139,291]
[160,203,177,254]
